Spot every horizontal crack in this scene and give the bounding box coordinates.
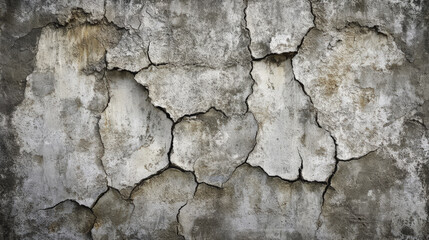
[339,148,380,162]
[245,162,328,185]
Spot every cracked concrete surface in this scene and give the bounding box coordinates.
[12,22,120,209]
[1,0,428,239]
[92,169,197,239]
[247,55,336,182]
[178,164,325,239]
[246,0,314,58]
[106,32,151,72]
[32,200,96,240]
[171,109,257,187]
[317,122,429,239]
[91,188,134,240]
[100,71,172,196]
[135,63,252,121]
[293,25,423,160]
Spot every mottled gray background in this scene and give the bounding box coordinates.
[0,0,428,239]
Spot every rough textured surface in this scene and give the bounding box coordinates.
[248,56,335,181]
[28,200,95,240]
[311,0,429,65]
[128,169,197,239]
[105,0,249,66]
[107,0,253,120]
[100,71,172,195]
[4,20,120,238]
[91,188,134,239]
[246,0,314,58]
[179,165,325,239]
[317,122,429,239]
[171,109,257,187]
[135,64,252,121]
[11,23,119,209]
[4,199,95,239]
[293,26,423,160]
[106,32,150,72]
[92,169,196,239]
[1,0,428,239]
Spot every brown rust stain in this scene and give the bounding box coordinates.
[34,155,44,165]
[93,221,102,229]
[300,133,306,145]
[315,147,326,156]
[78,139,91,151]
[317,75,339,96]
[66,25,106,68]
[48,222,59,233]
[358,88,375,109]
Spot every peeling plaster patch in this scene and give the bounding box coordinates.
[107,0,252,119]
[105,0,144,30]
[106,0,249,67]
[179,164,325,239]
[106,32,150,72]
[135,64,252,121]
[99,71,172,195]
[246,0,314,58]
[12,23,120,210]
[248,55,335,181]
[311,0,429,64]
[293,26,423,160]
[171,109,257,187]
[317,122,429,239]
[3,0,105,38]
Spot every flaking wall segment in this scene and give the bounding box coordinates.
[0,0,428,239]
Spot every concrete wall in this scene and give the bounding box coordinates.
[1,0,428,239]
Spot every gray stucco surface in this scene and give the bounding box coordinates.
[0,0,428,239]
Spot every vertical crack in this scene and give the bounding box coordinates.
[308,0,316,28]
[297,149,304,180]
[243,0,257,115]
[240,0,261,184]
[96,54,111,186]
[315,134,339,234]
[288,1,341,236]
[147,41,153,66]
[175,201,188,239]
[103,0,107,19]
[88,187,110,240]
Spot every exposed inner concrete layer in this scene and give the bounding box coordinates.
[293,26,423,160]
[1,0,428,239]
[248,56,336,182]
[171,109,257,187]
[100,71,172,196]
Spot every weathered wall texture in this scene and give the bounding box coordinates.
[0,0,428,239]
